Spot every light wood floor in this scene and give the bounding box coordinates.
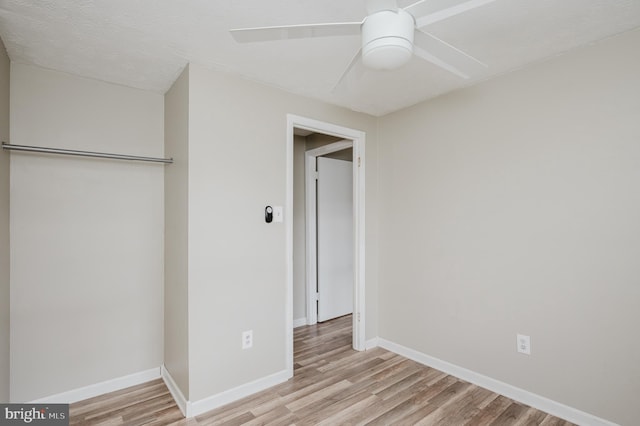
[70,315,573,425]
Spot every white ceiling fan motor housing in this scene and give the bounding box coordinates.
[362,9,415,70]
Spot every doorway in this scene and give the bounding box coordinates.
[306,141,354,324]
[286,115,366,378]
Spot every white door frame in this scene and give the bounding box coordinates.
[306,140,353,325]
[286,114,366,378]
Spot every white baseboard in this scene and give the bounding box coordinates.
[161,365,189,417]
[189,369,289,417]
[376,338,617,426]
[161,366,290,418]
[293,317,307,328]
[30,367,160,404]
[365,337,379,350]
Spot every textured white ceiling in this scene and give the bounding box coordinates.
[1,0,639,116]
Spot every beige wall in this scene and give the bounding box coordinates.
[0,38,10,402]
[9,64,165,401]
[377,28,640,425]
[186,63,378,401]
[164,66,190,399]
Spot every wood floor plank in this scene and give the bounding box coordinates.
[373,379,470,426]
[374,367,445,401]
[285,379,352,412]
[70,380,168,418]
[194,391,277,425]
[349,355,414,384]
[430,385,495,426]
[243,405,291,426]
[70,315,574,425]
[539,415,576,426]
[336,376,447,424]
[464,394,515,426]
[489,401,529,425]
[313,393,380,426]
[512,407,552,426]
[413,382,477,426]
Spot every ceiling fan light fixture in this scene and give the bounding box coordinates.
[361,9,415,70]
[362,37,413,70]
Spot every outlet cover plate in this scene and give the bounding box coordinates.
[273,206,283,223]
[242,330,253,349]
[517,334,531,355]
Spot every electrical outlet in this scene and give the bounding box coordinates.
[517,334,531,355]
[242,330,253,349]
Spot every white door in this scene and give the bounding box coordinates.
[317,156,353,322]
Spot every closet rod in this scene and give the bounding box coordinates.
[1,142,173,164]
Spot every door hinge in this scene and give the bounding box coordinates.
[313,170,319,180]
[357,157,361,167]
[357,312,361,322]
[316,292,320,301]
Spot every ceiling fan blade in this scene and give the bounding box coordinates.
[333,49,366,92]
[413,30,487,79]
[404,0,497,28]
[366,0,399,14]
[230,22,361,43]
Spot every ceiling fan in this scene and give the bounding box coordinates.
[230,0,496,88]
